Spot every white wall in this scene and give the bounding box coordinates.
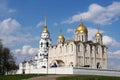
[73,68,120,77]
[15,67,120,77]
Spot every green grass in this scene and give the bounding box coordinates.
[0,74,46,80]
[57,75,120,80]
[1,74,120,80]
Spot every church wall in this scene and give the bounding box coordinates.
[76,42,85,67]
[102,47,107,69]
[84,44,91,66]
[91,45,96,68]
[48,42,76,67]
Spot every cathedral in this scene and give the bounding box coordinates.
[19,18,107,74]
[48,20,107,69]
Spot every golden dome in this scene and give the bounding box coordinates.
[43,28,49,33]
[76,23,88,34]
[95,32,102,37]
[58,34,64,39]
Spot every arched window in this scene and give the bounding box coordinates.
[97,62,100,69]
[84,44,87,53]
[46,42,49,47]
[90,45,92,53]
[78,44,80,52]
[79,36,80,40]
[71,44,73,51]
[98,38,100,43]
[98,47,99,54]
[41,42,43,47]
[60,46,62,53]
[82,35,83,41]
[66,45,67,52]
[96,46,98,54]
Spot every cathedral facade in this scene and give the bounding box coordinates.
[48,21,107,69]
[19,18,107,73]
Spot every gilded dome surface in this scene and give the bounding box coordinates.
[58,35,64,39]
[76,23,88,34]
[43,28,49,33]
[95,32,102,37]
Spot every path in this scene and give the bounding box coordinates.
[23,74,69,80]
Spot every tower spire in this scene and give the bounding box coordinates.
[44,16,47,28]
[97,27,100,33]
[96,24,101,33]
[80,16,83,25]
[42,16,49,33]
[60,29,62,35]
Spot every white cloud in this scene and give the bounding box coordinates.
[108,50,120,70]
[88,28,120,47]
[88,27,120,47]
[0,18,20,35]
[0,18,20,46]
[8,9,16,13]
[62,2,120,25]
[67,28,74,33]
[0,0,16,16]
[13,45,39,64]
[53,22,58,26]
[103,36,120,47]
[87,28,120,47]
[14,45,38,55]
[36,21,44,27]
[103,36,113,45]
[108,59,120,70]
[108,50,120,59]
[88,28,101,41]
[0,18,39,47]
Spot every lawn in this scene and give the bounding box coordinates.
[57,75,120,80]
[1,74,120,80]
[0,74,46,80]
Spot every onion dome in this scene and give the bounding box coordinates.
[95,31,102,37]
[95,29,102,37]
[58,29,65,40]
[58,34,65,39]
[43,27,49,33]
[75,20,88,34]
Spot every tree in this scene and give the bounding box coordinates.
[0,39,3,74]
[0,40,18,75]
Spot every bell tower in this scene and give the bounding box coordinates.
[37,17,51,68]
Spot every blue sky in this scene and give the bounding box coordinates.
[0,0,120,70]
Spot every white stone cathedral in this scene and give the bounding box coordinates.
[19,18,107,74]
[49,21,107,69]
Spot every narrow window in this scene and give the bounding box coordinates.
[46,42,49,47]
[82,35,83,41]
[41,42,43,47]
[78,45,80,52]
[60,46,62,53]
[84,44,87,53]
[71,44,73,51]
[66,45,67,52]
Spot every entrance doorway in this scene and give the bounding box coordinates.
[97,62,100,69]
[50,60,65,67]
[22,69,25,74]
